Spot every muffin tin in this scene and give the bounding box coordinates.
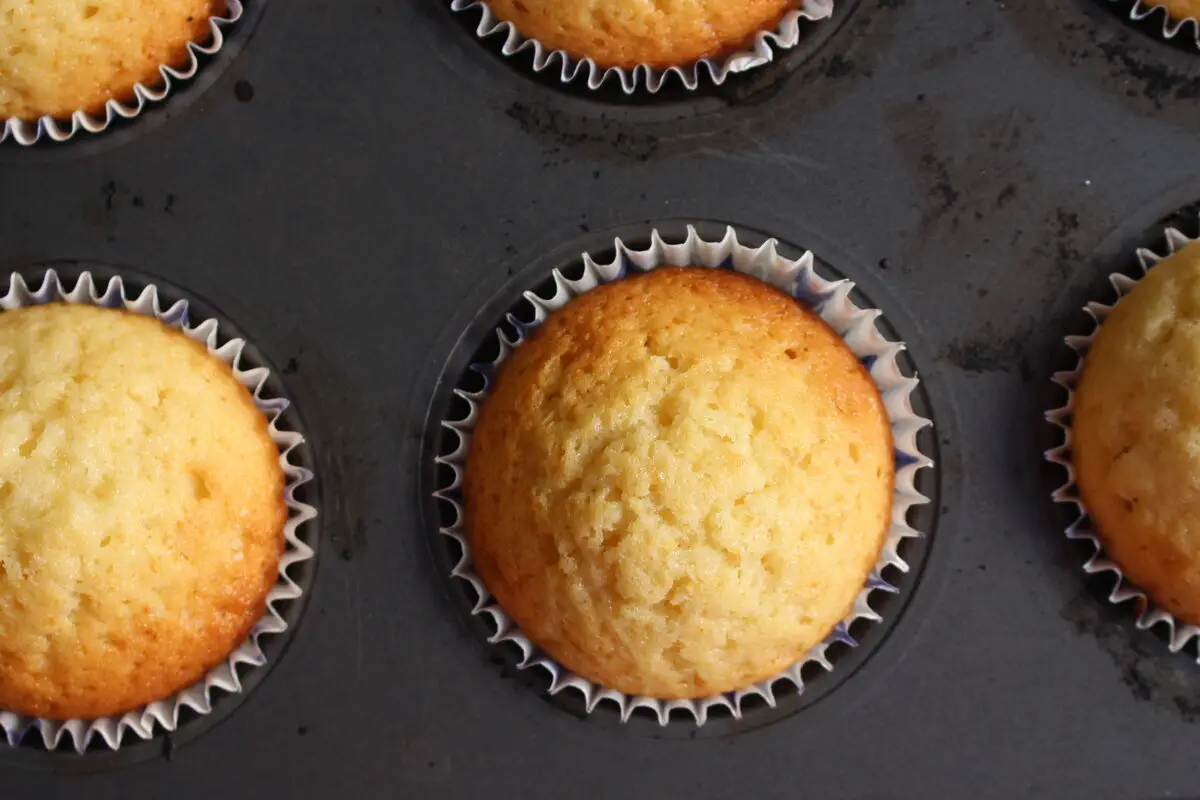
[4,0,1200,795]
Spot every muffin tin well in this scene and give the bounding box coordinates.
[0,0,269,156]
[1047,206,1200,655]
[431,0,865,120]
[420,221,942,738]
[0,263,321,771]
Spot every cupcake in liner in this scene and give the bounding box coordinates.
[1045,219,1200,655]
[1,1,242,146]
[434,225,933,724]
[449,0,834,94]
[1105,0,1200,49]
[0,268,316,752]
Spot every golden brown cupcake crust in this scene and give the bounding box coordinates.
[486,0,797,69]
[0,0,223,119]
[0,304,285,720]
[465,267,893,699]
[1153,0,1200,21]
[1074,242,1200,626]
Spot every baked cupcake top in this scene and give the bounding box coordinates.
[485,0,797,70]
[0,304,285,720]
[465,267,893,700]
[0,0,222,119]
[1151,0,1200,21]
[1074,241,1200,626]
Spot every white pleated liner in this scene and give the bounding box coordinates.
[449,0,834,93]
[1,1,242,146]
[1109,0,1200,48]
[435,226,934,725]
[1045,221,1200,654]
[0,269,317,752]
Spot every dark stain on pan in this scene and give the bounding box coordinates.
[504,102,661,162]
[941,323,1030,375]
[1008,0,1200,116]
[1095,37,1200,109]
[883,98,1039,276]
[282,346,374,562]
[1061,587,1200,721]
[916,25,996,73]
[936,199,1086,375]
[94,180,170,220]
[234,79,256,103]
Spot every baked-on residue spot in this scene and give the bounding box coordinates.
[486,0,798,69]
[465,268,894,699]
[0,0,224,119]
[0,304,285,720]
[1075,242,1200,628]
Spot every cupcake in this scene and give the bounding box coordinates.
[488,0,801,70]
[464,267,894,699]
[453,0,833,92]
[1,0,236,143]
[1071,241,1200,625]
[0,303,285,722]
[1145,0,1200,22]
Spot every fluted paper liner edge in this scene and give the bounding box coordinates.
[1045,221,1200,656]
[435,225,934,725]
[0,269,317,752]
[448,0,834,93]
[1,2,242,146]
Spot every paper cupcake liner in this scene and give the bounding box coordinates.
[1105,0,1200,49]
[0,268,317,752]
[1045,219,1200,654]
[434,225,933,724]
[449,0,834,93]
[1,1,242,146]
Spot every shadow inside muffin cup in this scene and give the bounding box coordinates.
[424,223,942,737]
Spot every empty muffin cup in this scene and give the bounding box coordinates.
[434,225,934,724]
[449,0,835,93]
[0,269,316,752]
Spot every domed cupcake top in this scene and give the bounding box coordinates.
[466,267,893,699]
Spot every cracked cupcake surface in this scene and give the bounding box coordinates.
[0,304,284,720]
[0,0,222,119]
[465,267,893,700]
[1074,242,1200,626]
[485,0,800,69]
